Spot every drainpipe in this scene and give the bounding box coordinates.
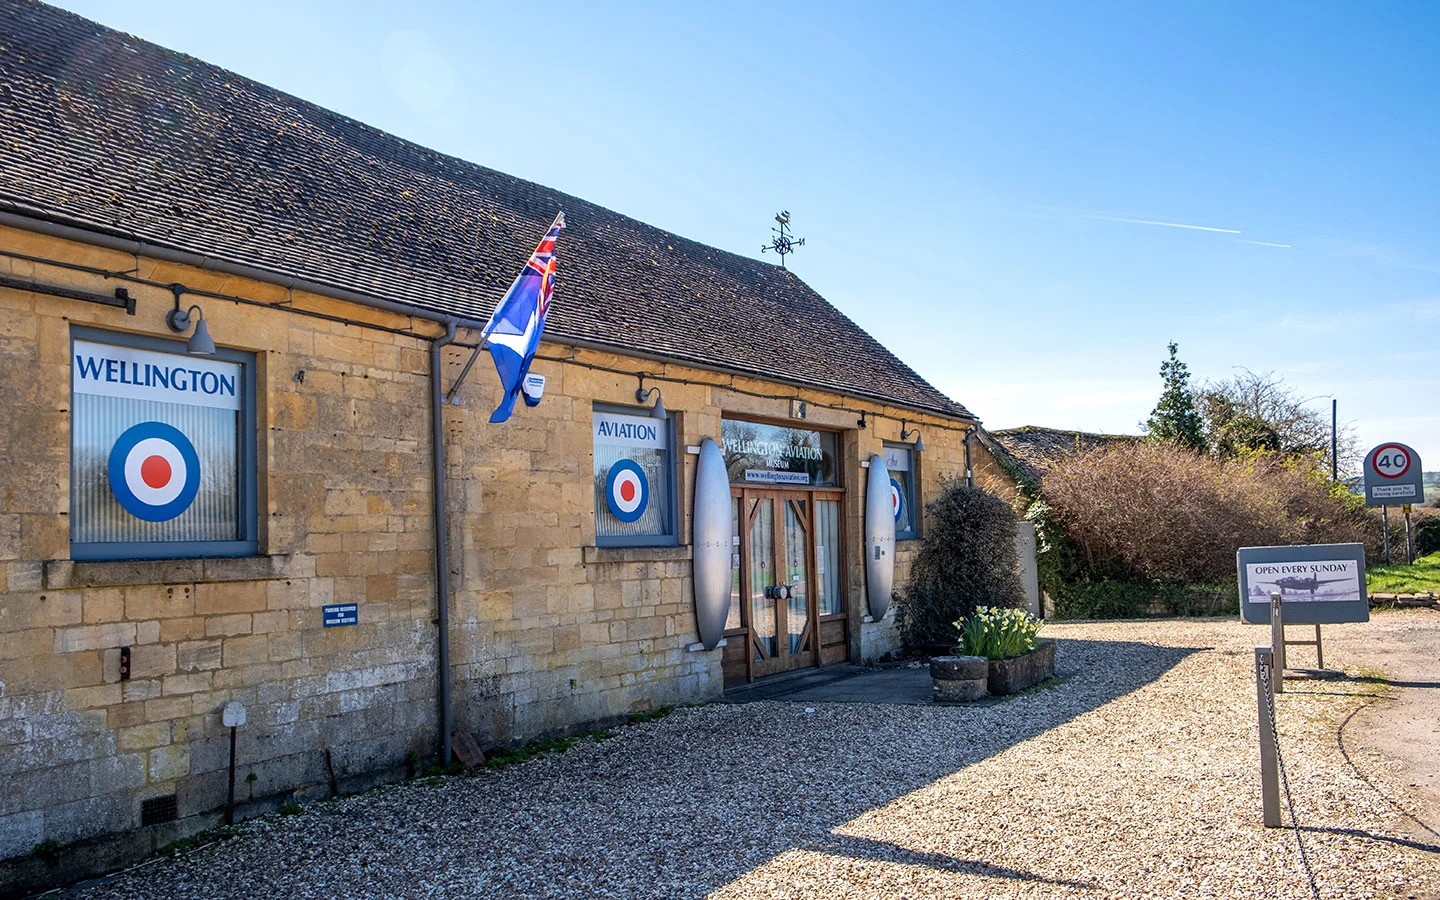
[965,429,975,489]
[431,320,458,765]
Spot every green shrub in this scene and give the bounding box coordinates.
[1051,578,1238,619]
[1415,515,1440,558]
[958,607,1042,660]
[897,482,1026,651]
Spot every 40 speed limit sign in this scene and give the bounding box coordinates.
[1363,441,1424,506]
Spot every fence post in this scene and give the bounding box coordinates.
[1269,592,1285,694]
[1255,646,1281,827]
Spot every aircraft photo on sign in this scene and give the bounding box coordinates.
[1244,561,1361,602]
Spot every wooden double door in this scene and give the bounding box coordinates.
[722,487,849,685]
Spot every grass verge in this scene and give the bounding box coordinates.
[1366,552,1440,594]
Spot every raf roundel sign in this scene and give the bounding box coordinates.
[889,478,904,523]
[605,459,650,523]
[108,422,202,521]
[1363,441,1424,507]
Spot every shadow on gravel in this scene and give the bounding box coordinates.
[1298,826,1440,855]
[70,638,1201,900]
[802,835,1098,889]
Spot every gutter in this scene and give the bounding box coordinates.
[0,208,463,768]
[550,333,980,426]
[0,206,974,426]
[0,207,490,332]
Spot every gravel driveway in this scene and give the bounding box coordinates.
[65,611,1438,899]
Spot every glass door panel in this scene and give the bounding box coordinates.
[748,498,776,661]
[815,499,843,615]
[784,499,811,657]
[726,496,741,631]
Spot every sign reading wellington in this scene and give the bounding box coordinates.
[1237,543,1369,625]
[73,339,241,525]
[1362,442,1424,506]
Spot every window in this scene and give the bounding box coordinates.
[883,443,918,540]
[593,406,677,547]
[70,327,257,560]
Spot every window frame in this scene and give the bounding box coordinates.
[69,325,259,561]
[592,402,679,549]
[882,441,919,541]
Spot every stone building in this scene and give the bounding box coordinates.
[0,0,987,883]
[973,425,1138,504]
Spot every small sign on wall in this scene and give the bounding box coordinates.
[323,603,358,627]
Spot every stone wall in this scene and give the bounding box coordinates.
[0,224,982,875]
[0,225,444,867]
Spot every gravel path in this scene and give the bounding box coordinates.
[65,611,1439,899]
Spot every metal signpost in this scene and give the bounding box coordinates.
[1362,442,1424,565]
[1239,543,1368,840]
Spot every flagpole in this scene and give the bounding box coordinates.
[442,213,562,405]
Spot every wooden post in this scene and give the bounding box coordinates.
[1269,592,1285,694]
[1256,647,1281,828]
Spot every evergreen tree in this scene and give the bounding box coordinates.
[1145,342,1205,452]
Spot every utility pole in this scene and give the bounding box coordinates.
[1331,399,1338,482]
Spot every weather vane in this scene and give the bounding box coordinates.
[761,210,805,268]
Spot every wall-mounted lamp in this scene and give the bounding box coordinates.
[636,378,667,420]
[900,421,925,453]
[164,286,216,356]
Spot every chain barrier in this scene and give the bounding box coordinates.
[1258,654,1323,900]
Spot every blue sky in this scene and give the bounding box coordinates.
[54,0,1440,474]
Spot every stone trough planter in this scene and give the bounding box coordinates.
[988,638,1056,695]
[930,639,1056,702]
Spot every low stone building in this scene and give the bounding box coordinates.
[0,0,988,883]
[973,425,1137,505]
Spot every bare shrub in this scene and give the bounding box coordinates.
[1041,442,1380,584]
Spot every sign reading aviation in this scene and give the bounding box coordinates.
[1362,442,1424,506]
[1237,543,1369,625]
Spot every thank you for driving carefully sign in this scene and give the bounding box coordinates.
[1237,543,1368,625]
[1362,442,1423,506]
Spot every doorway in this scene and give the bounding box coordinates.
[722,487,848,686]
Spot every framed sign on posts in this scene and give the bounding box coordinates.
[1362,442,1424,506]
[1237,543,1369,625]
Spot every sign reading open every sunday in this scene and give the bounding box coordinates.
[1237,543,1369,625]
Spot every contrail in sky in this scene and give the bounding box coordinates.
[1233,239,1292,248]
[1088,215,1242,234]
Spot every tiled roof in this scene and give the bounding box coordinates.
[0,0,974,421]
[981,426,1136,484]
